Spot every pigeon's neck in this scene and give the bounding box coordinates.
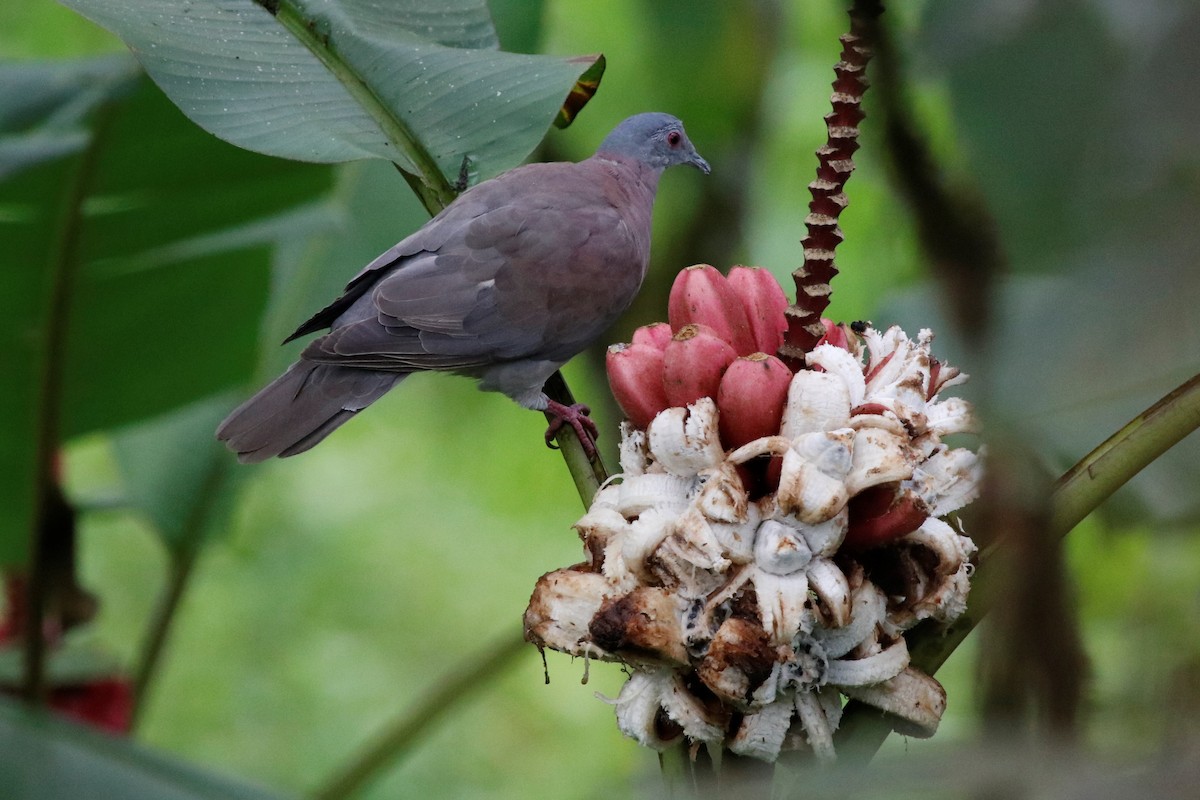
[594,152,663,195]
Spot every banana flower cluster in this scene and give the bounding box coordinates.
[525,265,981,761]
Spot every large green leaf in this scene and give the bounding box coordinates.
[0,697,292,800]
[0,58,333,565]
[59,0,604,198]
[0,56,137,566]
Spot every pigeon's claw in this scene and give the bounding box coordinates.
[544,400,599,460]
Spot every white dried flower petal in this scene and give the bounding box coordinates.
[616,473,693,516]
[806,557,852,628]
[908,447,982,518]
[754,570,812,646]
[794,689,838,763]
[590,481,621,512]
[793,429,855,475]
[813,580,887,658]
[926,396,979,437]
[524,570,614,659]
[839,666,947,738]
[825,636,909,687]
[862,326,918,397]
[618,422,651,476]
[728,699,795,761]
[622,507,676,581]
[846,408,909,438]
[805,344,866,408]
[816,685,843,731]
[844,428,917,496]
[611,670,676,750]
[903,517,975,575]
[891,518,978,626]
[612,670,726,747]
[650,507,731,594]
[754,519,813,576]
[917,559,973,624]
[694,461,749,523]
[800,509,848,557]
[647,398,725,476]
[781,369,853,438]
[600,534,638,591]
[573,507,630,555]
[709,502,761,564]
[777,430,854,524]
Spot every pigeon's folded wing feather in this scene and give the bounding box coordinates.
[301,161,643,372]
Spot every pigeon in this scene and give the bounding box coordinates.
[217,112,709,463]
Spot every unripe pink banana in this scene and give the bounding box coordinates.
[661,323,738,408]
[815,317,851,351]
[606,342,670,429]
[667,265,757,355]
[715,352,793,449]
[727,266,789,356]
[844,484,929,549]
[632,321,673,351]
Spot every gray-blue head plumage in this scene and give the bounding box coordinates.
[596,112,710,174]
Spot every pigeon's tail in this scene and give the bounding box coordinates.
[217,361,404,463]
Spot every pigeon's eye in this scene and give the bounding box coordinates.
[666,130,682,147]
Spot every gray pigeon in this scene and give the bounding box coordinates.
[217,112,709,462]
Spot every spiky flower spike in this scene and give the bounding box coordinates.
[525,266,982,762]
[779,5,874,367]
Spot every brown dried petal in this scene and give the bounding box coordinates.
[589,587,689,667]
[697,617,778,706]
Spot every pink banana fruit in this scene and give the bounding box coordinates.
[844,484,929,549]
[667,265,757,355]
[661,323,738,408]
[632,321,674,351]
[727,266,789,356]
[607,342,670,429]
[715,352,793,449]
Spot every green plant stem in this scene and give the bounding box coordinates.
[130,546,200,726]
[1050,372,1200,538]
[22,103,115,703]
[310,632,528,800]
[256,0,457,214]
[130,457,230,725]
[543,370,610,505]
[832,370,1200,759]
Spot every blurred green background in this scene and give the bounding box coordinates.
[3,0,1199,797]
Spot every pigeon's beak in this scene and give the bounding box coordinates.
[689,151,712,175]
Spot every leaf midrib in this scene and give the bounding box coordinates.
[255,0,456,215]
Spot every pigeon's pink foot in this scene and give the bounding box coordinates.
[544,400,599,459]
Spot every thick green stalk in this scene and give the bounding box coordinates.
[130,455,230,725]
[1050,372,1200,538]
[22,104,115,702]
[310,633,528,800]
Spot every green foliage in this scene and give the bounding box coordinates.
[0,698,292,800]
[0,57,332,565]
[60,0,603,191]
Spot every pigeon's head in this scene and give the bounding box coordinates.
[597,113,710,175]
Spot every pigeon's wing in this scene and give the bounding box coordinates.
[301,160,647,374]
[282,183,510,343]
